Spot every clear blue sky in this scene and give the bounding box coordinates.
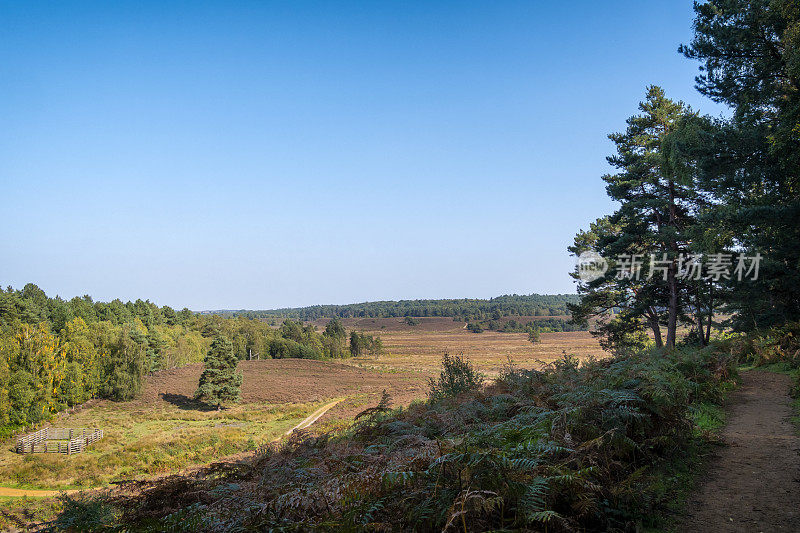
[1,1,726,310]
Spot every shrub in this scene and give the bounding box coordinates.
[428,353,484,402]
[52,493,119,531]
[719,321,800,368]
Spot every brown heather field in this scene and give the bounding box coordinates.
[313,316,604,377]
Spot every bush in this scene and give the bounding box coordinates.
[428,353,484,402]
[719,321,800,368]
[52,493,119,531]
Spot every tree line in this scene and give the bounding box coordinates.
[466,317,587,334]
[0,285,377,430]
[218,293,580,321]
[570,0,800,351]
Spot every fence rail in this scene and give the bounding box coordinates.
[16,428,103,455]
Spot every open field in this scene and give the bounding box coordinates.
[0,359,426,490]
[0,317,604,528]
[142,359,425,405]
[320,317,603,376]
[0,320,601,493]
[0,395,312,490]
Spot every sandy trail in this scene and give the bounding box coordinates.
[0,486,70,497]
[0,399,344,499]
[682,371,800,532]
[283,398,342,434]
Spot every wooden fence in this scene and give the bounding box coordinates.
[16,428,103,455]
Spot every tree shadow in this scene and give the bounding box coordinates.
[159,393,217,412]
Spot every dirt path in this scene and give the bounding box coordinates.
[0,486,72,497]
[0,399,345,499]
[283,398,342,434]
[682,371,800,532]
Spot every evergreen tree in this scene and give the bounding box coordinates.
[569,87,701,350]
[349,331,382,356]
[681,0,800,328]
[195,334,242,409]
[323,317,346,339]
[349,331,363,356]
[322,317,347,357]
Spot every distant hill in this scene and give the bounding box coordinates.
[206,294,579,321]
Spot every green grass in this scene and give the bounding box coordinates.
[690,402,726,433]
[639,440,708,533]
[738,361,798,374]
[640,395,730,532]
[0,400,321,490]
[0,496,62,530]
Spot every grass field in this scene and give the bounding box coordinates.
[0,318,603,494]
[0,397,315,490]
[0,359,427,490]
[324,317,602,376]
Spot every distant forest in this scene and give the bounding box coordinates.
[467,317,588,334]
[0,287,580,432]
[218,294,580,321]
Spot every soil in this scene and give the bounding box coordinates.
[681,371,800,532]
[139,358,427,407]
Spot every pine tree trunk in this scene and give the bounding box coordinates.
[666,263,678,348]
[695,292,705,346]
[666,179,679,348]
[705,283,714,345]
[648,310,664,347]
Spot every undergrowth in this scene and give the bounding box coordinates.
[720,321,800,370]
[51,346,736,532]
[427,352,484,402]
[0,497,62,531]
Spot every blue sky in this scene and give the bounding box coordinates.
[1,1,726,310]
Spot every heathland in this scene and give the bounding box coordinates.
[5,0,800,530]
[0,315,598,493]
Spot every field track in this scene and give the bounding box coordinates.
[282,399,343,435]
[0,486,70,497]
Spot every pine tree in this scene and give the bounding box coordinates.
[195,334,242,409]
[349,331,363,356]
[681,0,800,329]
[569,87,701,350]
[527,327,541,345]
[322,317,347,357]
